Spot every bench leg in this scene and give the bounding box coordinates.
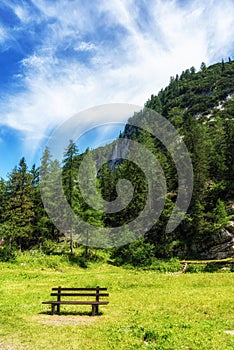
[51,304,55,316]
[96,305,99,314]
[92,304,96,316]
[57,304,60,315]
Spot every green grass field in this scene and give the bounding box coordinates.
[0,256,234,350]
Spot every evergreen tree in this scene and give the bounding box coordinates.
[183,118,210,237]
[0,178,7,225]
[30,164,44,245]
[39,147,61,245]
[62,140,79,254]
[200,62,207,72]
[221,59,225,72]
[62,140,79,207]
[3,158,35,249]
[223,119,234,197]
[213,199,229,229]
[74,149,105,254]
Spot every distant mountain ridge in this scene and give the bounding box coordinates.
[145,59,234,120]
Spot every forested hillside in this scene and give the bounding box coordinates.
[0,60,233,262]
[106,60,234,261]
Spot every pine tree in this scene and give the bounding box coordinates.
[3,158,35,249]
[200,62,207,72]
[62,140,79,207]
[0,178,7,225]
[39,147,61,245]
[183,117,210,238]
[213,199,229,229]
[74,149,105,254]
[223,119,234,197]
[62,140,79,254]
[221,59,225,72]
[30,164,44,245]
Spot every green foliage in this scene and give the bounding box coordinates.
[185,262,233,273]
[213,199,229,229]
[0,245,16,262]
[148,258,181,272]
[40,239,59,255]
[111,237,156,267]
[185,263,206,273]
[2,158,36,249]
[62,139,80,208]
[143,60,234,256]
[39,148,63,243]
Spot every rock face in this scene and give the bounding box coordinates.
[108,139,130,169]
[94,137,130,170]
[206,228,234,259]
[192,224,234,259]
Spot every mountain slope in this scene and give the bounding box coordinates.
[106,60,234,259]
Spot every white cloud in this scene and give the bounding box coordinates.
[1,0,34,24]
[14,5,29,23]
[0,0,234,159]
[0,26,8,44]
[74,41,97,52]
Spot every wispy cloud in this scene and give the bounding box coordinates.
[0,26,7,44]
[0,0,234,159]
[74,41,97,52]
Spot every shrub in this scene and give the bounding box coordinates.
[149,258,181,273]
[41,240,58,255]
[0,245,16,262]
[186,264,206,273]
[110,237,156,267]
[68,253,88,268]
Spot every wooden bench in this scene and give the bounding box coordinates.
[42,286,109,316]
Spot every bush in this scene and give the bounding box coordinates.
[68,253,88,268]
[0,245,16,262]
[186,264,206,273]
[41,240,58,255]
[149,258,181,273]
[110,237,156,267]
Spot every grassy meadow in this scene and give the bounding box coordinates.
[0,253,234,350]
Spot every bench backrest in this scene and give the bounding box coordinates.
[51,286,108,302]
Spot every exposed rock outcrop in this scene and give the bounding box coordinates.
[192,224,234,259]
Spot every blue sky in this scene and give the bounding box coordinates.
[0,0,234,178]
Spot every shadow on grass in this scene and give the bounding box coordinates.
[39,310,104,316]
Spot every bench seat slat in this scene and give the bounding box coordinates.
[42,301,109,305]
[50,293,109,297]
[51,287,107,291]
